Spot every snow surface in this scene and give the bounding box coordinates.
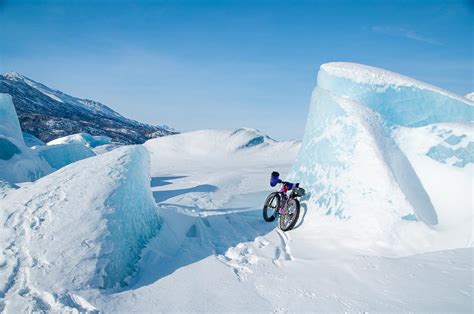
[0,146,161,312]
[47,133,112,148]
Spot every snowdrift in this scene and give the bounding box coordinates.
[48,132,112,148]
[0,146,161,311]
[144,128,301,171]
[289,63,473,255]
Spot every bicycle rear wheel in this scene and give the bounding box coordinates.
[263,192,280,222]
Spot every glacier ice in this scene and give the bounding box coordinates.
[0,93,51,183]
[48,132,112,148]
[36,143,96,170]
[0,93,23,143]
[289,63,473,253]
[318,63,473,126]
[0,146,161,300]
[22,132,46,147]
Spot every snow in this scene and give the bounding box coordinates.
[143,128,301,172]
[47,133,112,148]
[465,92,474,101]
[0,146,161,312]
[4,71,65,103]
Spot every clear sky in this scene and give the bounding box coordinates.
[1,0,472,140]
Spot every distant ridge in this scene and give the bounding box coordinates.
[0,72,177,144]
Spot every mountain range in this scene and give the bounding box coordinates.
[0,72,176,144]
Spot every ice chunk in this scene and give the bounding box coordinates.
[36,143,96,170]
[289,63,473,254]
[48,132,112,148]
[289,88,437,238]
[318,63,473,126]
[0,146,161,295]
[0,137,21,160]
[0,94,23,144]
[22,132,46,147]
[0,93,52,183]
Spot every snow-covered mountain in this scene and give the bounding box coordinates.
[0,72,177,144]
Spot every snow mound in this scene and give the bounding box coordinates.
[22,132,45,147]
[35,143,96,170]
[289,63,473,255]
[144,128,301,171]
[319,62,473,126]
[48,132,112,148]
[0,146,161,311]
[0,94,51,183]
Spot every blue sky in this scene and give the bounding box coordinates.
[1,0,472,140]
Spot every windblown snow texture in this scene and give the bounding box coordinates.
[0,72,177,144]
[289,62,473,253]
[0,146,161,312]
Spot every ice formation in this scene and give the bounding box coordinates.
[22,132,46,147]
[0,93,51,183]
[289,63,473,253]
[48,132,112,148]
[35,143,96,170]
[0,146,161,312]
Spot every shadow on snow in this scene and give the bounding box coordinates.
[121,176,276,291]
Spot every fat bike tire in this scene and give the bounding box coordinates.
[263,192,280,222]
[279,198,300,231]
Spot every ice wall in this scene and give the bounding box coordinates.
[0,146,161,298]
[0,93,51,182]
[289,63,473,253]
[36,143,96,170]
[318,63,473,126]
[0,93,23,143]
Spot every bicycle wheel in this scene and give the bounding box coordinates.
[279,198,300,231]
[263,192,280,222]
